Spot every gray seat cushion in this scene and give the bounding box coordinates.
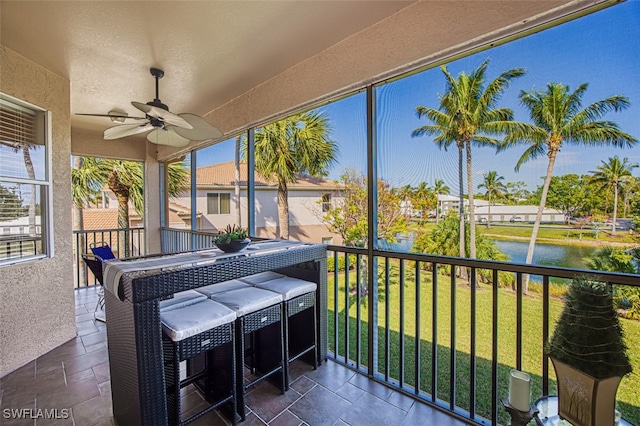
[254,276,317,300]
[160,299,236,342]
[239,271,285,285]
[211,287,283,317]
[195,279,252,297]
[159,290,207,312]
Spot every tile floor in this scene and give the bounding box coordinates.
[0,287,470,426]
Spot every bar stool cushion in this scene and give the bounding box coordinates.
[254,276,317,301]
[196,279,252,297]
[159,290,207,312]
[161,299,236,342]
[211,287,283,317]
[239,271,285,285]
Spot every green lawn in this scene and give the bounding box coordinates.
[414,222,638,245]
[326,265,640,425]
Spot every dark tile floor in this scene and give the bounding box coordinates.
[0,287,469,426]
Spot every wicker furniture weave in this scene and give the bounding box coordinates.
[161,299,236,425]
[242,273,318,390]
[104,241,327,426]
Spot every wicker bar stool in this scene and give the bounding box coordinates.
[209,286,285,421]
[240,273,318,390]
[160,296,237,426]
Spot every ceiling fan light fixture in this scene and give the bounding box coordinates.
[108,110,127,123]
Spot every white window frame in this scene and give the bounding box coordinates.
[0,93,53,266]
[321,193,331,213]
[207,192,231,215]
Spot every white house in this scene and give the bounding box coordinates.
[174,161,343,244]
[474,204,564,223]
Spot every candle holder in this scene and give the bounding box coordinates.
[501,398,539,426]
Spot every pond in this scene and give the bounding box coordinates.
[380,234,599,284]
[492,240,596,270]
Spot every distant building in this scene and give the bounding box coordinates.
[436,195,563,223]
[182,161,343,243]
[474,205,564,223]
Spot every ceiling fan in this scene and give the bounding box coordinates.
[77,67,223,147]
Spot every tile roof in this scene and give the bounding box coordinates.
[81,208,119,230]
[196,161,339,188]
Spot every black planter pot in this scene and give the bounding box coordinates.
[215,239,250,253]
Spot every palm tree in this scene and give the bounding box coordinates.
[590,156,638,236]
[253,111,337,239]
[72,157,189,255]
[477,171,507,229]
[412,59,526,260]
[432,179,450,223]
[501,82,637,291]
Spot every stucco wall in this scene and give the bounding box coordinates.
[0,46,75,378]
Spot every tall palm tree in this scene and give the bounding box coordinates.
[477,171,507,229]
[432,179,450,223]
[590,156,638,236]
[412,59,526,259]
[72,157,189,254]
[253,111,337,239]
[501,82,637,291]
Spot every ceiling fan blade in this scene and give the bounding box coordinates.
[76,113,146,120]
[172,113,224,141]
[104,123,154,140]
[131,101,193,129]
[146,128,191,147]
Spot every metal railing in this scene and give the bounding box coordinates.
[73,228,146,288]
[78,227,640,424]
[161,227,218,253]
[325,245,639,425]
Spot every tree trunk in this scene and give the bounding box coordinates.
[235,136,242,227]
[22,147,37,237]
[457,144,465,259]
[107,170,131,256]
[612,184,618,236]
[456,144,466,280]
[466,142,476,259]
[277,180,289,239]
[523,149,558,293]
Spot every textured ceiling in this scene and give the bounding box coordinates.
[1,0,415,133]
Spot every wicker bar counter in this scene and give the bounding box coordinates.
[103,241,327,426]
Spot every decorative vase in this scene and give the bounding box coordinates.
[551,356,622,426]
[215,239,250,253]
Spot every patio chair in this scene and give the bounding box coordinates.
[81,242,116,322]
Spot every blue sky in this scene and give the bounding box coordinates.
[199,1,640,195]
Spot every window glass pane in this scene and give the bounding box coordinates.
[220,193,231,214]
[0,95,49,265]
[0,100,46,180]
[207,193,219,214]
[376,1,640,274]
[0,181,46,261]
[253,92,367,244]
[195,137,243,232]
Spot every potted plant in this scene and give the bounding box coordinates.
[213,225,251,253]
[547,276,632,426]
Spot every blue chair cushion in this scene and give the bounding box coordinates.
[91,244,116,260]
